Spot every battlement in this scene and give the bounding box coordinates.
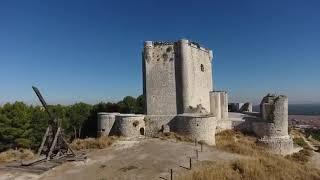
[144,39,213,55]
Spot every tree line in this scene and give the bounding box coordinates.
[0,95,144,152]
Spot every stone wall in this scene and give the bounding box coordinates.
[259,94,289,137]
[219,91,228,120]
[97,112,120,137]
[176,39,213,113]
[209,91,221,119]
[257,137,294,155]
[144,115,176,137]
[115,114,145,137]
[174,114,217,145]
[143,39,213,115]
[253,94,293,155]
[143,41,177,115]
[229,102,253,112]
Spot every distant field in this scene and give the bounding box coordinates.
[253,104,320,115]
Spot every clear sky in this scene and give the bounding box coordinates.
[0,0,320,105]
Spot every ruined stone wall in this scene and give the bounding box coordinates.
[257,137,294,155]
[142,39,214,137]
[258,95,289,137]
[174,114,217,145]
[143,39,213,115]
[115,114,145,137]
[97,112,120,137]
[219,91,228,120]
[143,41,177,115]
[209,91,221,119]
[144,115,176,137]
[177,40,213,113]
[253,94,293,155]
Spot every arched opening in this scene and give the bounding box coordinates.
[140,128,145,135]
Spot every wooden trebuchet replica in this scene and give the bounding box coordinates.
[22,86,84,166]
[32,86,75,160]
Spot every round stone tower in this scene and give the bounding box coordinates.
[253,94,293,155]
[97,112,120,137]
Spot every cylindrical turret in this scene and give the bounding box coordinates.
[220,91,228,120]
[210,91,221,119]
[179,39,192,113]
[115,114,145,137]
[97,112,120,137]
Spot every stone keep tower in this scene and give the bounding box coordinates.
[143,39,214,115]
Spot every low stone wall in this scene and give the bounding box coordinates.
[97,112,120,137]
[252,122,289,138]
[114,114,145,137]
[144,115,176,137]
[174,114,217,145]
[216,119,233,133]
[257,136,294,155]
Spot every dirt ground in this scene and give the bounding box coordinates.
[0,137,244,180]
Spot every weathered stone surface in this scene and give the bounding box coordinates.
[230,102,253,112]
[259,94,288,137]
[175,114,217,145]
[144,115,176,137]
[220,91,228,120]
[97,112,120,137]
[114,114,145,137]
[239,102,252,112]
[143,39,213,115]
[185,104,209,114]
[253,94,293,155]
[209,91,221,119]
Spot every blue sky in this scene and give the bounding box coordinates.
[0,0,319,105]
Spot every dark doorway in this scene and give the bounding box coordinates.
[140,128,145,135]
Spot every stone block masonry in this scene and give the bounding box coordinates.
[174,114,217,145]
[143,39,213,116]
[142,39,216,137]
[97,112,120,137]
[253,94,293,155]
[115,114,145,137]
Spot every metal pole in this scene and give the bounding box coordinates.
[170,169,173,180]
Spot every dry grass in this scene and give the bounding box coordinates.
[70,136,117,150]
[215,130,266,156]
[0,149,34,163]
[179,130,320,180]
[180,157,320,180]
[286,149,313,164]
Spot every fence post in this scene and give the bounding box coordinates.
[196,150,198,161]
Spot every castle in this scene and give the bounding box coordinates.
[97,39,295,154]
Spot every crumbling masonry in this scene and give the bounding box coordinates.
[252,94,294,155]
